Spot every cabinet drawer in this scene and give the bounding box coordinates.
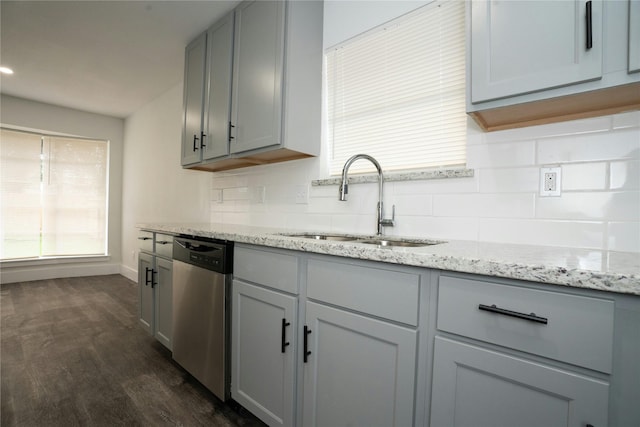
[155,233,174,258]
[234,245,298,294]
[437,275,614,373]
[307,258,420,326]
[138,231,154,253]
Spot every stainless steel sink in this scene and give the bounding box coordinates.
[355,238,440,248]
[281,233,361,242]
[280,233,443,247]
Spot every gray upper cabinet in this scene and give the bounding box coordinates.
[230,0,284,154]
[630,0,640,73]
[470,0,603,103]
[204,12,235,161]
[181,33,207,166]
[181,0,323,172]
[468,0,640,131]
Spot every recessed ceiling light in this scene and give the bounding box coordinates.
[0,67,14,75]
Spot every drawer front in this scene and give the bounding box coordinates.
[154,233,174,258]
[138,230,154,253]
[307,258,420,326]
[234,245,299,294]
[437,275,614,373]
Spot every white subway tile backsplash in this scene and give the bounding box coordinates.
[610,160,640,190]
[434,193,535,218]
[394,194,433,216]
[483,115,611,144]
[479,219,605,249]
[612,111,640,130]
[479,167,539,193]
[467,140,536,168]
[207,112,639,252]
[562,163,608,191]
[536,192,639,221]
[537,128,640,164]
[607,222,640,252]
[394,216,479,241]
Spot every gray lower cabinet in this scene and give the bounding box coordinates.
[430,272,640,427]
[138,251,154,335]
[430,336,609,427]
[302,301,417,427]
[137,232,173,350]
[231,244,299,427]
[231,279,298,427]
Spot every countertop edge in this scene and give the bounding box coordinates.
[138,223,640,296]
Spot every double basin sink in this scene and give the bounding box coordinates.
[280,233,443,248]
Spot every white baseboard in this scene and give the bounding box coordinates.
[120,264,138,282]
[0,262,122,284]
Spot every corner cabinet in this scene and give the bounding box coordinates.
[468,0,640,131]
[137,231,174,350]
[181,0,323,172]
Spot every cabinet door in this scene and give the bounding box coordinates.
[471,0,603,103]
[232,280,297,427]
[430,337,609,427]
[204,12,234,161]
[630,0,640,73]
[302,301,417,427]
[182,32,207,166]
[230,0,284,154]
[137,252,154,335]
[154,257,173,350]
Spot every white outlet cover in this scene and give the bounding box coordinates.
[540,167,562,197]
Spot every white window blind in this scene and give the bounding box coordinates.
[0,128,109,260]
[326,0,466,175]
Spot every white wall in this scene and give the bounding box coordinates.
[120,83,211,280]
[0,94,125,282]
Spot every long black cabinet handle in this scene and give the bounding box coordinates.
[228,122,235,141]
[586,1,593,50]
[193,134,199,151]
[151,270,157,288]
[303,326,312,363]
[281,319,291,353]
[478,304,548,325]
[144,267,152,286]
[200,132,207,149]
[138,237,152,241]
[156,240,171,245]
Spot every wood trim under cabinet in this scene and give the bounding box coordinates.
[469,82,640,132]
[187,148,314,172]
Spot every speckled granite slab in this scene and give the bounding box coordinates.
[138,223,640,296]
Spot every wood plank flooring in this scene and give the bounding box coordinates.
[1,274,265,426]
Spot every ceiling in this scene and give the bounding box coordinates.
[0,0,240,119]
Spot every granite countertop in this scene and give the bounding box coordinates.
[138,222,640,296]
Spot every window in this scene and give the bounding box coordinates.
[0,128,109,260]
[325,0,466,175]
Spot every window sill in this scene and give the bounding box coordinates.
[312,167,474,186]
[0,255,111,267]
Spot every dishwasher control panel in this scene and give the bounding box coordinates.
[173,236,233,274]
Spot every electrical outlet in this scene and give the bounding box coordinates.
[295,184,309,204]
[540,167,562,197]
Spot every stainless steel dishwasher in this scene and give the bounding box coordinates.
[172,236,233,401]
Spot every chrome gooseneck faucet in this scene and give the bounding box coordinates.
[338,154,395,236]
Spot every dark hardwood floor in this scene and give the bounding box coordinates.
[1,274,265,426]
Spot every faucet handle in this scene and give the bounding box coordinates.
[380,205,395,227]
